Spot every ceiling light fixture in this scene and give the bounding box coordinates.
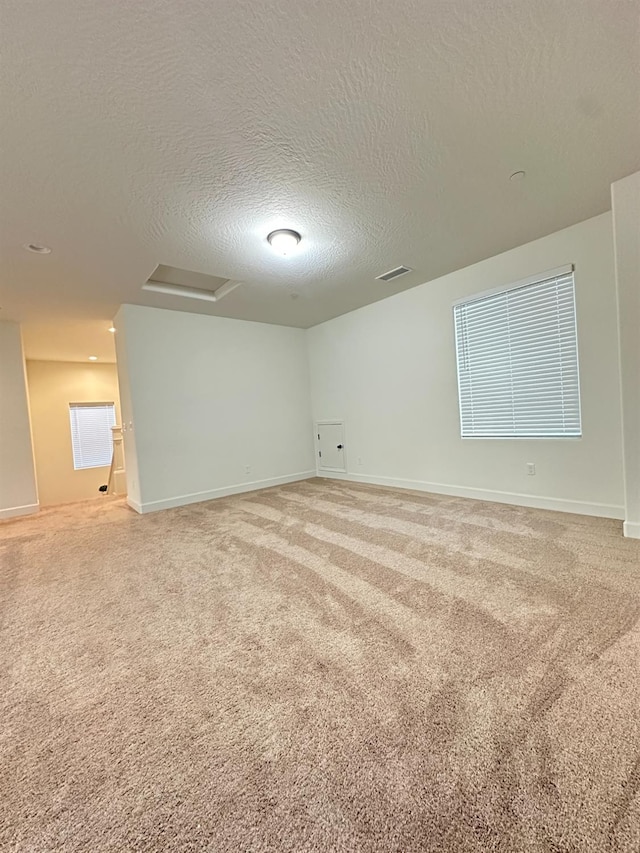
[510,170,526,182]
[267,229,301,256]
[24,243,52,254]
[108,326,116,333]
[88,356,98,361]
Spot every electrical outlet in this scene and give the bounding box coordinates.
[244,465,251,474]
[526,462,536,476]
[357,457,363,466]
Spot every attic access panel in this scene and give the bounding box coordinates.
[146,264,231,293]
[143,265,242,303]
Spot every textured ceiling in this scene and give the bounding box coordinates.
[1,0,639,360]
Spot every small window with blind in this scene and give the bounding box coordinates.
[69,403,116,469]
[453,266,581,438]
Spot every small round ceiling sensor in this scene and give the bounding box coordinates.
[510,170,526,182]
[24,243,52,254]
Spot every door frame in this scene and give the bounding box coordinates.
[315,420,346,473]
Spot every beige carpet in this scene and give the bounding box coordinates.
[1,479,639,852]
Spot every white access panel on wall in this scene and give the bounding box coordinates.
[316,421,346,472]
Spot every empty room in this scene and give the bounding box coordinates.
[1,1,639,851]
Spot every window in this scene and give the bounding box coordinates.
[69,403,116,469]
[453,266,581,438]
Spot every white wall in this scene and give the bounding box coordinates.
[0,321,38,519]
[307,213,625,518]
[612,171,640,537]
[113,319,142,509]
[25,360,121,506]
[114,304,315,513]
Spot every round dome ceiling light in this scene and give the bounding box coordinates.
[267,229,301,256]
[509,170,526,182]
[88,355,98,361]
[24,243,52,254]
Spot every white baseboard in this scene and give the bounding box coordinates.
[316,471,625,520]
[623,521,640,539]
[128,471,317,515]
[0,502,39,520]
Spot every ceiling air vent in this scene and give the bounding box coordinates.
[376,265,412,282]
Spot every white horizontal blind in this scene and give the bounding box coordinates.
[69,403,116,469]
[454,270,581,438]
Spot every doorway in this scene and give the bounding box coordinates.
[25,356,125,506]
